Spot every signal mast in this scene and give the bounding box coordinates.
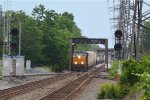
[3,0,11,55]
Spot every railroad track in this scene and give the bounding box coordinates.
[38,74,92,100]
[38,64,105,100]
[0,72,74,100]
[0,64,105,100]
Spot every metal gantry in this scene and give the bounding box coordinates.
[108,0,150,60]
[69,38,108,71]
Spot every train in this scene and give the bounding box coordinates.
[72,51,99,71]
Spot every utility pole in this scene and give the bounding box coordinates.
[19,21,21,56]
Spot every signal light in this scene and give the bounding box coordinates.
[10,42,17,50]
[10,28,19,53]
[114,30,123,59]
[114,43,122,51]
[11,28,19,36]
[115,30,123,38]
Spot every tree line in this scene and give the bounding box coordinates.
[0,4,98,71]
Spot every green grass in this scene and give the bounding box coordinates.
[42,66,53,72]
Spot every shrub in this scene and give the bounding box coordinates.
[97,83,123,99]
[141,55,150,73]
[139,73,150,100]
[109,60,119,78]
[120,59,144,86]
[51,64,62,72]
[42,66,52,72]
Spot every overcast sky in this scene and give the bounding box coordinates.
[0,0,116,48]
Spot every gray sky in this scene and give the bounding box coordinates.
[0,0,114,48]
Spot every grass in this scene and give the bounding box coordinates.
[42,66,53,72]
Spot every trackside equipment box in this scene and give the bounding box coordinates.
[2,55,25,76]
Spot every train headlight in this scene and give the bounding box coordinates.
[74,61,77,64]
[81,61,84,64]
[78,55,81,59]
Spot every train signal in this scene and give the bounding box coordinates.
[10,28,19,50]
[115,30,123,39]
[10,28,19,55]
[114,30,123,52]
[114,29,123,59]
[114,43,122,51]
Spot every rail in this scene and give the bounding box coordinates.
[0,72,74,100]
[38,64,105,100]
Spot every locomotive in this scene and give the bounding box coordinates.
[72,51,97,71]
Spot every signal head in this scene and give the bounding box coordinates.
[115,30,123,38]
[10,42,17,50]
[114,43,122,51]
[11,28,19,36]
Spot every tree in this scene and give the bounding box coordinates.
[32,5,75,70]
[143,21,150,52]
[11,10,43,65]
[1,4,98,71]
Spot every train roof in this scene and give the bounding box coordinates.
[74,51,87,53]
[73,51,96,54]
[86,51,96,53]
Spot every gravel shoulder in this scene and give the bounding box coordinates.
[10,74,78,100]
[74,72,116,100]
[0,75,55,90]
[0,67,61,90]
